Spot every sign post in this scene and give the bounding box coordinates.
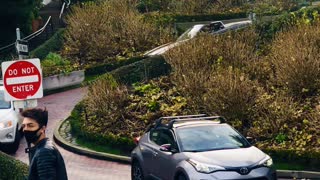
[1,59,43,102]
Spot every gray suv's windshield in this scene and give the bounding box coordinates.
[176,124,250,152]
[0,90,11,109]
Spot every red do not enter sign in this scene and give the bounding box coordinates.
[1,59,43,101]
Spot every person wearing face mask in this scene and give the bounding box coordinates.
[21,108,68,180]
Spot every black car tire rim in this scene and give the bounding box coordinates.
[132,163,143,180]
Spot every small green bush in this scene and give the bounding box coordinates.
[0,151,28,179]
[30,28,65,60]
[41,52,80,77]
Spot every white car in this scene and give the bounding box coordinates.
[144,20,252,56]
[0,83,23,154]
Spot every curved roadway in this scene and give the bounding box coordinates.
[13,87,131,180]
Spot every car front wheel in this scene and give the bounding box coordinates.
[177,174,187,180]
[131,161,144,180]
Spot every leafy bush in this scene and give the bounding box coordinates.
[80,76,191,140]
[30,28,65,60]
[268,20,320,97]
[41,52,80,77]
[0,151,28,179]
[249,92,301,140]
[63,0,174,64]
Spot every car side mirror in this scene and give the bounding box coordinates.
[246,136,256,145]
[160,144,178,153]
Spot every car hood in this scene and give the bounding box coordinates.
[0,108,16,121]
[183,146,266,167]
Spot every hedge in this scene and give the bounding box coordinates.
[68,102,135,154]
[84,56,146,76]
[110,55,171,85]
[173,12,248,22]
[0,151,28,179]
[30,28,65,60]
[264,149,320,171]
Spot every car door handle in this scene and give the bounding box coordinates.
[152,151,158,156]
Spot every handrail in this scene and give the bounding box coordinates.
[0,16,52,53]
[59,0,71,19]
[59,2,66,19]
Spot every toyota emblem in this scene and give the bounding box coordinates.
[239,167,249,175]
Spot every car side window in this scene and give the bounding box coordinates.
[150,129,176,146]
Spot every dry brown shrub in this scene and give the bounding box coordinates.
[164,30,262,131]
[269,21,320,98]
[83,74,129,133]
[63,0,173,64]
[249,92,300,140]
[164,29,258,99]
[203,67,263,132]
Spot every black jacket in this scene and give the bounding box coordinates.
[26,138,68,180]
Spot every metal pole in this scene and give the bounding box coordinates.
[16,28,23,60]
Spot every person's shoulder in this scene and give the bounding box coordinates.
[37,139,57,154]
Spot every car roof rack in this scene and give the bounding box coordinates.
[147,114,207,131]
[168,116,226,128]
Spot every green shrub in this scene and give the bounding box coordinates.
[79,76,191,141]
[0,151,28,179]
[41,52,80,77]
[111,55,171,85]
[63,0,174,64]
[68,101,135,153]
[30,28,65,60]
[264,149,320,171]
[254,6,320,44]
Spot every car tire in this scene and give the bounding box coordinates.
[131,161,144,180]
[177,174,187,180]
[1,126,21,154]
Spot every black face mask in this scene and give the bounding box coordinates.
[24,127,42,144]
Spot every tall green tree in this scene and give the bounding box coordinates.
[0,0,42,47]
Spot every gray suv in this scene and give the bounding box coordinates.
[131,114,277,180]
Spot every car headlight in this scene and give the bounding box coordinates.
[187,159,225,173]
[0,120,13,129]
[259,155,273,167]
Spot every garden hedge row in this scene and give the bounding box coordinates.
[30,28,65,60]
[110,55,171,85]
[0,151,28,179]
[264,149,320,171]
[173,12,248,22]
[68,102,135,154]
[84,56,146,76]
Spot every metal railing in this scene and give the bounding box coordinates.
[0,16,53,58]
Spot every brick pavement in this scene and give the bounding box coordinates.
[14,87,131,180]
